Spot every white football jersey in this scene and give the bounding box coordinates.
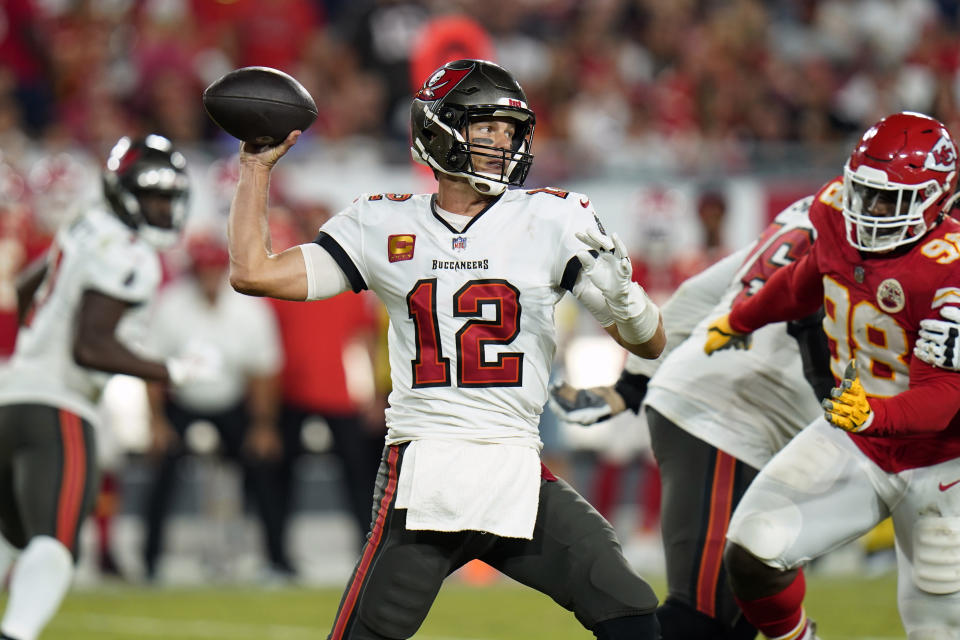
[641,197,824,469]
[0,207,161,425]
[319,187,605,448]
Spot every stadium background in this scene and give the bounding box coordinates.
[1,0,953,637]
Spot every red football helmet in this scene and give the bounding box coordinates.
[843,111,959,251]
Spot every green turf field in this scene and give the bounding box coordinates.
[13,573,901,639]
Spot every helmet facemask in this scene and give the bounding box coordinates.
[416,103,534,195]
[842,162,946,252]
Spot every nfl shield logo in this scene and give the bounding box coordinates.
[452,236,467,251]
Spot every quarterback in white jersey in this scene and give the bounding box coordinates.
[228,59,665,640]
[0,135,210,640]
[318,187,619,447]
[550,196,826,640]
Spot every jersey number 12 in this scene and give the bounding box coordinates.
[407,278,523,388]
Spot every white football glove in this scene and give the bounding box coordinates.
[575,228,659,345]
[915,305,960,370]
[548,381,627,425]
[166,341,224,387]
[575,228,633,300]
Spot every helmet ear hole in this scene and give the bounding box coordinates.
[447,150,468,170]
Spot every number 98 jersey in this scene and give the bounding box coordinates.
[317,188,604,448]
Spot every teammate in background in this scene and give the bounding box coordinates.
[551,196,827,640]
[704,112,960,639]
[0,135,212,640]
[227,59,665,639]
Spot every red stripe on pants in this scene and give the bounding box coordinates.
[56,410,86,550]
[330,445,400,639]
[695,449,736,617]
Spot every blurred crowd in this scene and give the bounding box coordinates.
[2,0,960,178]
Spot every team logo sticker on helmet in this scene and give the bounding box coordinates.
[388,234,416,262]
[415,67,471,101]
[877,278,906,313]
[925,136,957,172]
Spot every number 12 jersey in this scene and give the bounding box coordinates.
[316,188,604,449]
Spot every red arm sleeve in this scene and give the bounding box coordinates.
[867,357,960,436]
[728,250,824,333]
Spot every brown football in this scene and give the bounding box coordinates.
[203,66,317,145]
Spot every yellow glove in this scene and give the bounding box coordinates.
[822,361,874,432]
[704,314,752,355]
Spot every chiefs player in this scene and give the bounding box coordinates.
[705,112,960,639]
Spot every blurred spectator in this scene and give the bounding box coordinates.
[1,0,959,172]
[671,188,731,284]
[340,0,430,140]
[268,202,385,551]
[0,160,48,361]
[27,150,99,234]
[0,0,54,135]
[141,232,291,581]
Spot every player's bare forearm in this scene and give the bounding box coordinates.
[227,131,308,300]
[604,316,666,359]
[228,162,273,293]
[73,291,169,381]
[227,162,308,300]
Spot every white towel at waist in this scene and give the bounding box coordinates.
[395,439,541,539]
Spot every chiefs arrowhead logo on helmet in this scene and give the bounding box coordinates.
[926,136,957,172]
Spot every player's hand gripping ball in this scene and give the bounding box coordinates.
[822,361,874,433]
[203,66,318,146]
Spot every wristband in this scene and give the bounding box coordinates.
[609,282,660,344]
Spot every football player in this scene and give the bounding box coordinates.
[705,112,960,639]
[550,196,828,640]
[227,59,666,639]
[0,135,213,640]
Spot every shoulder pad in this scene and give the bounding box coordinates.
[772,195,814,230]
